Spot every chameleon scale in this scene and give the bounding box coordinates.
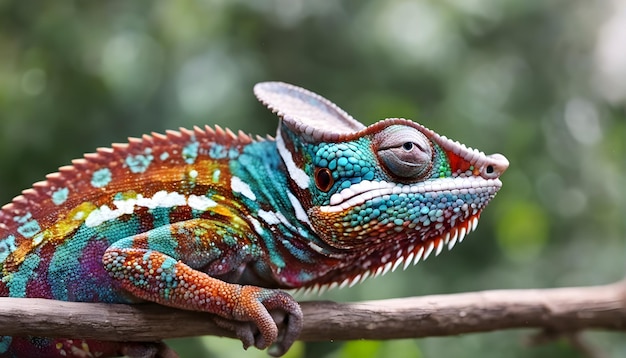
[0,82,509,357]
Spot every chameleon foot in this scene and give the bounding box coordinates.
[215,286,303,357]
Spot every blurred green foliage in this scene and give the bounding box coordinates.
[0,0,624,357]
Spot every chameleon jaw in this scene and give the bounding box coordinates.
[311,175,501,252]
[301,176,502,292]
[297,212,482,295]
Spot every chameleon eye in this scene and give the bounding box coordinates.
[375,126,433,179]
[402,142,414,151]
[314,167,334,192]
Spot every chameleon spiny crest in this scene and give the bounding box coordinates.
[0,82,508,357]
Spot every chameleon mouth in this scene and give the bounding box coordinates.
[320,177,503,213]
[298,177,502,295]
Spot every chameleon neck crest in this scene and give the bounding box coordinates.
[255,82,509,289]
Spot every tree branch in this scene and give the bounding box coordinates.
[1,281,625,343]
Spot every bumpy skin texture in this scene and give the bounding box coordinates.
[0,82,508,357]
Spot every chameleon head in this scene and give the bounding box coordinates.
[255,82,509,279]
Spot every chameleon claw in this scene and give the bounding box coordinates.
[267,309,298,357]
[269,293,302,355]
[249,287,302,356]
[215,286,302,356]
[213,317,259,350]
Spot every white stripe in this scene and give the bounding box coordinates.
[287,191,312,228]
[188,194,217,211]
[259,209,298,231]
[85,191,216,227]
[249,216,264,235]
[136,190,186,209]
[231,176,256,200]
[276,128,310,189]
[258,209,281,225]
[321,177,501,213]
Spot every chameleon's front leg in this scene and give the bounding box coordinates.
[102,219,302,357]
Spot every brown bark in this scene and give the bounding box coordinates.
[1,281,624,342]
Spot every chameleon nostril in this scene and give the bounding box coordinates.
[483,153,509,178]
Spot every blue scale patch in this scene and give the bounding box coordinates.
[313,140,378,181]
[13,213,41,238]
[0,235,17,263]
[182,138,199,164]
[208,144,227,159]
[146,225,179,258]
[91,168,112,188]
[160,256,177,271]
[307,139,379,203]
[228,147,240,159]
[17,220,40,238]
[150,207,173,228]
[8,254,41,297]
[125,149,154,174]
[51,187,70,205]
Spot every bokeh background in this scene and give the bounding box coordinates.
[0,1,624,357]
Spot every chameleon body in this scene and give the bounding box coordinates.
[0,82,508,357]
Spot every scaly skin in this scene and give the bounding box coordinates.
[0,82,508,357]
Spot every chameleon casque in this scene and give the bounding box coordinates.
[0,82,509,357]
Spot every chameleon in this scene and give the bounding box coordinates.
[0,82,508,357]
